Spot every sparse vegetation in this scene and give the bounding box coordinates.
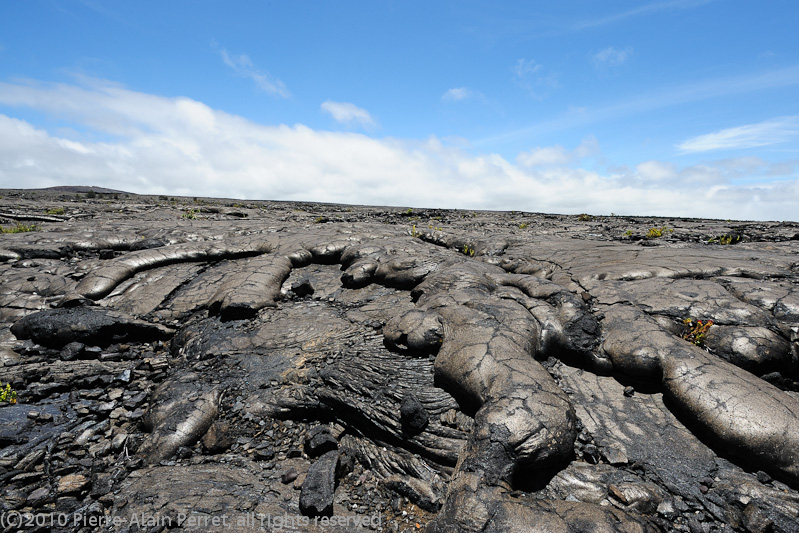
[646,226,673,239]
[708,234,742,245]
[1,222,38,233]
[682,318,713,347]
[46,207,66,215]
[0,383,17,405]
[578,213,593,222]
[86,190,97,199]
[181,208,199,220]
[519,223,528,229]
[462,244,475,257]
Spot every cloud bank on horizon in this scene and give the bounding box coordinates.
[0,1,798,221]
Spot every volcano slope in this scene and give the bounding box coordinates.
[1,188,799,532]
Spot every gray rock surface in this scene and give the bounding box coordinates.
[1,188,799,532]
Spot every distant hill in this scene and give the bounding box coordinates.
[41,185,130,195]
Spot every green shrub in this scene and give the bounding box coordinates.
[46,207,65,215]
[708,234,742,245]
[1,222,38,233]
[0,383,17,405]
[646,226,672,239]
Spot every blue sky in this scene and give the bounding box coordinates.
[1,1,798,220]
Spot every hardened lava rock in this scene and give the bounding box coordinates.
[2,189,799,532]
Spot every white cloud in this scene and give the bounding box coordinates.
[636,160,676,181]
[320,101,376,129]
[517,146,569,167]
[442,87,474,102]
[592,46,634,67]
[0,79,797,221]
[677,116,799,153]
[517,136,599,167]
[512,59,559,99]
[769,162,796,176]
[217,46,290,98]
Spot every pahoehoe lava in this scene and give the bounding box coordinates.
[1,188,799,532]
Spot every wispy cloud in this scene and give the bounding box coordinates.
[320,101,376,129]
[512,59,559,99]
[216,44,289,98]
[442,87,476,102]
[0,78,797,221]
[478,65,799,147]
[677,116,799,153]
[574,0,714,30]
[592,46,634,68]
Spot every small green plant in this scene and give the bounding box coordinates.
[86,190,97,199]
[646,226,673,239]
[578,213,593,222]
[181,208,199,220]
[462,244,475,257]
[314,216,327,224]
[411,225,420,238]
[624,230,633,237]
[46,207,65,215]
[708,234,742,245]
[519,223,528,229]
[682,318,713,347]
[1,222,39,233]
[405,208,414,215]
[0,383,17,405]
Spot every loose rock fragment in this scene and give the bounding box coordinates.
[299,450,339,517]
